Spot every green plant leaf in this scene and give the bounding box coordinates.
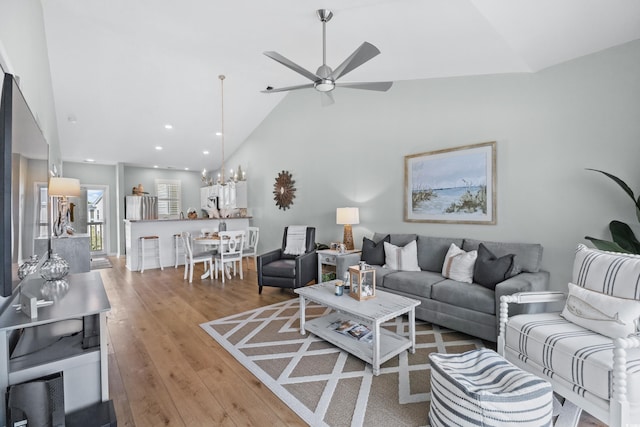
[584,236,632,253]
[609,220,640,254]
[587,169,640,211]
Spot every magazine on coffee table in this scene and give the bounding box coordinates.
[328,319,373,343]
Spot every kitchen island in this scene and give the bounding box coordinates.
[124,217,251,271]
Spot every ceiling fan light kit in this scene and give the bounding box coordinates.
[263,9,392,104]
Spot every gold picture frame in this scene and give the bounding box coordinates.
[404,141,496,224]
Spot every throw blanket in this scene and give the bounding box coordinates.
[284,226,307,255]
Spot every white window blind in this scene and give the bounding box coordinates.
[155,179,182,217]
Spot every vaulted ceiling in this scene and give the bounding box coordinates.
[40,0,640,172]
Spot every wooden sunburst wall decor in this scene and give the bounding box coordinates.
[273,170,296,210]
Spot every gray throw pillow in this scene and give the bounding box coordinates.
[473,243,515,290]
[362,235,390,266]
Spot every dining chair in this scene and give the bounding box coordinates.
[241,227,260,271]
[214,230,245,284]
[181,231,213,283]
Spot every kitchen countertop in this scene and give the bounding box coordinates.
[124,217,252,223]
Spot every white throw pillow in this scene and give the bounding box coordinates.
[383,240,420,271]
[561,282,640,339]
[442,243,477,284]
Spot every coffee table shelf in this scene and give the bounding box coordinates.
[304,312,413,368]
[295,281,420,375]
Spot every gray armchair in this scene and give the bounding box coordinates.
[257,227,317,294]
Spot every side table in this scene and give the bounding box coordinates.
[317,249,361,283]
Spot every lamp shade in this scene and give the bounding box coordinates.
[48,177,81,197]
[336,207,359,225]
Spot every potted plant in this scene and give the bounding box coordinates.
[585,169,640,254]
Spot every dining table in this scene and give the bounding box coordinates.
[192,234,231,280]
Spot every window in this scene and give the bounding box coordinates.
[155,179,181,217]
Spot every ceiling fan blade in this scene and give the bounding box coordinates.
[261,83,314,93]
[263,51,319,82]
[320,91,334,107]
[335,81,393,92]
[330,42,381,81]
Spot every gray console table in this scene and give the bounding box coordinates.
[34,235,91,274]
[0,271,111,425]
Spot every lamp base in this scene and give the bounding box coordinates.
[343,224,354,251]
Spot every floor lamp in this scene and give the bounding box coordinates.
[336,207,359,251]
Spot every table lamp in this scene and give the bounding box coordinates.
[336,207,359,251]
[49,177,81,237]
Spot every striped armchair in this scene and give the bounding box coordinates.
[498,244,640,427]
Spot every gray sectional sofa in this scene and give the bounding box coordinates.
[351,233,550,342]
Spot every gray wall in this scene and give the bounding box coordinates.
[62,162,203,255]
[227,40,640,290]
[62,162,118,254]
[122,166,202,216]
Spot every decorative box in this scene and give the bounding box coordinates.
[348,266,376,301]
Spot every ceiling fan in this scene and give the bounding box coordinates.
[262,9,393,105]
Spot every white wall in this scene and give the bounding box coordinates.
[0,0,60,164]
[228,40,640,290]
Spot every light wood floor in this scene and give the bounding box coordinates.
[102,256,306,427]
[102,256,605,427]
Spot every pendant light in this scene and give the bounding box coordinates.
[215,74,235,221]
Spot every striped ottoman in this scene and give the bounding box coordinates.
[429,348,552,427]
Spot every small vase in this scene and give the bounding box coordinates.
[18,255,40,280]
[219,220,227,232]
[40,253,70,283]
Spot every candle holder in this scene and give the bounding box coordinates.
[348,265,376,301]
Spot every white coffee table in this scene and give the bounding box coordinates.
[294,281,420,376]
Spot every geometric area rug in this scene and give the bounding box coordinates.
[200,298,484,427]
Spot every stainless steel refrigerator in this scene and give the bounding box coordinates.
[125,196,158,220]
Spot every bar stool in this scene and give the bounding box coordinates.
[173,233,184,268]
[139,235,163,273]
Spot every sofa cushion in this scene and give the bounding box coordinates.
[561,282,640,339]
[368,266,398,287]
[361,235,389,266]
[384,240,420,271]
[462,239,543,273]
[573,243,640,298]
[382,270,445,299]
[431,279,496,315]
[442,243,477,284]
[416,236,463,272]
[505,312,640,401]
[473,243,515,290]
[374,233,416,247]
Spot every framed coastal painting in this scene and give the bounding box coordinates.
[404,141,496,224]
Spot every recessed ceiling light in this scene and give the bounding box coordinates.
[164,124,173,129]
[84,159,95,163]
[216,132,222,136]
[155,146,163,150]
[184,167,189,171]
[68,115,77,123]
[203,150,209,155]
[153,165,158,168]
